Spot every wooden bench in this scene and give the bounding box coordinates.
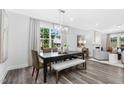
[52,58,86,83]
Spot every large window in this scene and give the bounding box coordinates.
[40,25,62,48]
[110,33,124,48]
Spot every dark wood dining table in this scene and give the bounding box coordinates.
[39,51,83,83]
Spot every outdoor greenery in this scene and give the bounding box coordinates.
[111,37,117,47]
[119,37,124,45]
[111,36,124,47]
[51,29,61,48]
[40,28,50,48]
[40,27,61,48]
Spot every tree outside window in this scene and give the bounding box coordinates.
[51,29,61,48]
[111,37,117,47]
[119,36,124,46]
[40,28,50,48]
[40,27,61,48]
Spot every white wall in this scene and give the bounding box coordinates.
[101,33,107,51]
[85,30,94,56]
[94,31,102,44]
[7,12,29,70]
[0,11,30,83]
[67,27,94,57]
[0,62,8,83]
[0,10,8,83]
[67,27,77,51]
[67,28,107,57]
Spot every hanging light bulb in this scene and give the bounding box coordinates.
[59,9,65,31]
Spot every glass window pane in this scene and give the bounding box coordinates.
[120,36,124,45]
[51,25,62,48]
[51,30,55,39]
[44,39,49,48]
[40,27,50,48]
[40,28,44,38]
[111,37,117,47]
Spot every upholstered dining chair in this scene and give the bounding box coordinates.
[43,48,52,53]
[43,48,58,53]
[52,48,58,52]
[31,50,43,82]
[42,48,58,69]
[32,50,52,82]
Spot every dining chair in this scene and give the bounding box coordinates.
[43,48,58,52]
[43,48,52,53]
[31,50,43,82]
[52,48,58,52]
[32,50,53,82]
[42,48,58,69]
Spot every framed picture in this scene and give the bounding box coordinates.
[77,35,84,47]
[0,10,8,63]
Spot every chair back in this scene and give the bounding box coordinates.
[52,48,58,52]
[43,48,51,53]
[31,50,39,69]
[82,47,89,59]
[43,48,58,53]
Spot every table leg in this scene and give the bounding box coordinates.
[43,61,48,83]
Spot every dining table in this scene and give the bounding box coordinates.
[39,51,83,83]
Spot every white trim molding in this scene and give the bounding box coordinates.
[0,69,8,84]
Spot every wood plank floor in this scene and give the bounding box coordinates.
[3,60,124,84]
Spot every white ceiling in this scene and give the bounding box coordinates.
[7,9,124,33]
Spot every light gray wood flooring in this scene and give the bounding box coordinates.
[3,60,124,84]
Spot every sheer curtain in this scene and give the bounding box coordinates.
[61,27,69,47]
[0,10,8,64]
[28,18,40,66]
[106,34,111,50]
[61,30,67,46]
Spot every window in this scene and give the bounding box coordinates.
[40,28,50,48]
[40,25,61,48]
[40,22,68,49]
[51,25,61,48]
[110,33,124,48]
[119,36,124,46]
[111,37,117,47]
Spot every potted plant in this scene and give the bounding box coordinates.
[63,43,68,53]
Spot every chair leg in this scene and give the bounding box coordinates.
[82,62,86,70]
[32,67,35,77]
[35,69,39,82]
[56,71,59,84]
[84,62,87,69]
[49,62,51,72]
[85,62,87,69]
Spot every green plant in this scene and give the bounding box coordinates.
[64,43,67,47]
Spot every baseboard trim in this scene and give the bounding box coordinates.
[89,58,123,68]
[0,63,29,84]
[0,70,8,84]
[7,63,29,70]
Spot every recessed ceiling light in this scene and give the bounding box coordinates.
[70,17,74,21]
[117,25,121,28]
[95,24,98,26]
[116,24,123,28]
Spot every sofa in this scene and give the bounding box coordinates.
[93,49,109,60]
